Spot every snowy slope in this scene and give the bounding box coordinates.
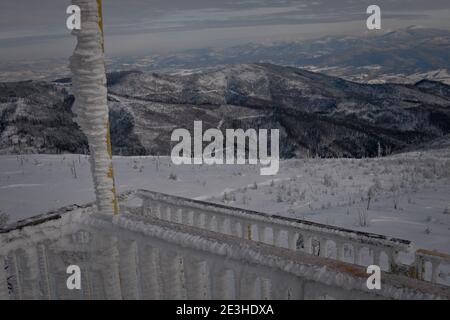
[1,147,449,253]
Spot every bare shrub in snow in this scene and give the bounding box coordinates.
[0,210,9,228]
[276,192,283,203]
[323,174,337,188]
[355,203,369,227]
[168,172,177,181]
[390,182,400,210]
[366,185,378,210]
[70,160,78,179]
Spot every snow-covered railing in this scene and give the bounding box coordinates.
[133,190,450,285]
[414,249,450,285]
[133,190,413,273]
[1,201,449,300]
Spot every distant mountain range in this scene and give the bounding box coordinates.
[1,63,450,158]
[104,26,450,85]
[1,27,450,86]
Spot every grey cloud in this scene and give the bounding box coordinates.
[1,0,450,61]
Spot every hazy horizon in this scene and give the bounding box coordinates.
[1,0,450,62]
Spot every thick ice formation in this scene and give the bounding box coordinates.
[69,0,118,215]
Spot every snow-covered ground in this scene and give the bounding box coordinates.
[1,149,449,253]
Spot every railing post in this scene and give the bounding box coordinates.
[258,225,266,243]
[160,252,187,299]
[319,238,327,258]
[118,241,140,299]
[36,244,52,300]
[102,237,123,300]
[173,207,182,224]
[139,245,162,299]
[211,263,233,300]
[389,250,401,273]
[260,277,272,300]
[218,217,229,235]
[0,256,9,300]
[182,210,194,226]
[239,272,258,299]
[353,245,362,265]
[336,242,345,261]
[273,228,281,247]
[246,223,253,240]
[22,247,41,300]
[431,261,439,283]
[415,256,425,281]
[288,231,298,250]
[184,259,210,299]
[232,221,243,238]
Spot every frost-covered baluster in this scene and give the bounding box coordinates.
[36,244,52,299]
[273,227,281,247]
[244,222,253,240]
[389,250,401,273]
[258,225,266,243]
[0,256,9,300]
[353,245,362,264]
[210,263,231,300]
[139,246,162,299]
[240,272,258,299]
[260,277,272,300]
[414,255,425,280]
[9,252,22,299]
[194,212,206,229]
[141,198,152,217]
[161,252,187,299]
[319,238,328,258]
[373,248,381,266]
[81,268,93,300]
[288,231,298,251]
[208,215,218,232]
[102,237,123,299]
[176,207,184,223]
[22,247,40,299]
[70,0,119,215]
[184,259,210,299]
[118,241,140,299]
[154,203,162,219]
[431,261,439,283]
[217,216,228,234]
[304,236,313,254]
[232,221,243,238]
[181,209,193,226]
[157,204,165,220]
[167,205,175,222]
[336,241,345,261]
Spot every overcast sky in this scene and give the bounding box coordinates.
[1,0,450,61]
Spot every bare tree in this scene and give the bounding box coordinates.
[0,210,9,228]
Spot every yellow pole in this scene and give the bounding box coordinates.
[96,0,119,215]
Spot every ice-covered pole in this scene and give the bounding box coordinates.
[69,0,119,215]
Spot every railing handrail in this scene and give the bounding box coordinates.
[135,189,412,250]
[416,249,450,262]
